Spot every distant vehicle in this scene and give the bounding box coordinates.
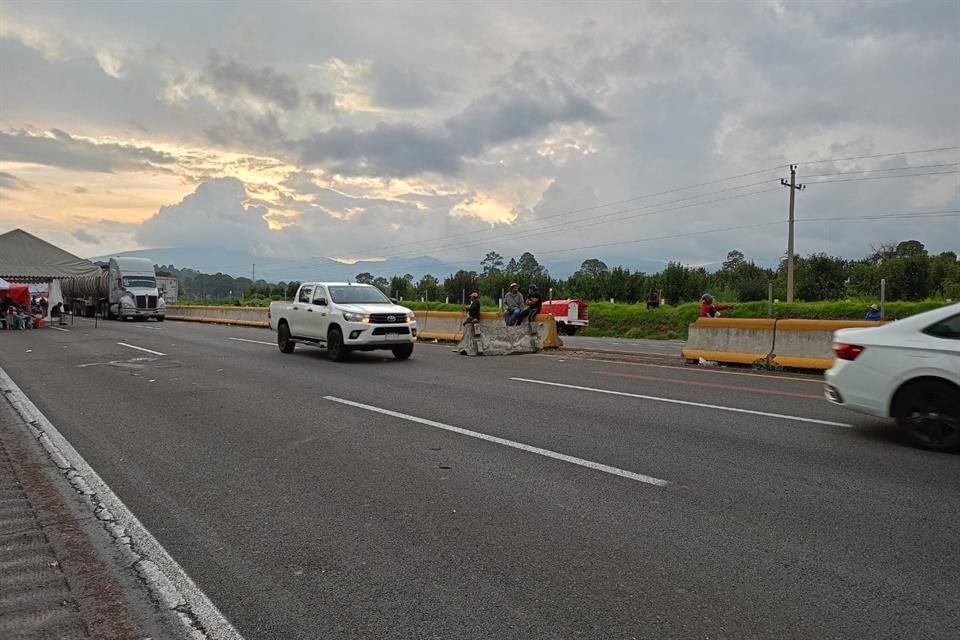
[824,303,960,451]
[539,298,589,335]
[156,276,178,305]
[61,257,165,321]
[269,282,417,361]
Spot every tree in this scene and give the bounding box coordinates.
[285,281,301,299]
[480,251,505,276]
[895,240,927,258]
[576,258,609,278]
[373,276,389,292]
[722,250,745,272]
[355,272,374,284]
[416,274,439,301]
[517,252,544,276]
[443,270,479,302]
[505,257,519,273]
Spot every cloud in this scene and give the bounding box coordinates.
[203,50,301,110]
[308,91,337,112]
[135,177,271,251]
[72,186,89,193]
[71,228,99,244]
[368,64,442,109]
[0,128,176,172]
[0,171,29,190]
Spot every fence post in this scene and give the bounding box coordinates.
[880,278,886,320]
[768,282,773,318]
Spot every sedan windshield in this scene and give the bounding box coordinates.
[328,285,391,304]
[122,276,156,288]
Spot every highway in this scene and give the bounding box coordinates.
[1,319,957,640]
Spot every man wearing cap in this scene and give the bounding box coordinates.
[523,283,543,331]
[464,291,481,325]
[699,293,734,318]
[865,303,882,321]
[502,282,525,326]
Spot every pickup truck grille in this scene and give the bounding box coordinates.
[369,313,406,324]
[372,327,410,336]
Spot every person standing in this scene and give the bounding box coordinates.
[502,283,525,326]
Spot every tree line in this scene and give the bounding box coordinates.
[164,240,958,305]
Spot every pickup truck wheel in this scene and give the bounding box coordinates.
[392,344,414,360]
[156,316,165,322]
[564,325,579,336]
[277,323,295,353]
[894,380,960,452]
[327,327,348,362]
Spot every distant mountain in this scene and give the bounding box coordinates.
[88,247,459,282]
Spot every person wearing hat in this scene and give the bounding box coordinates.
[502,282,525,326]
[699,293,734,318]
[523,283,543,331]
[865,303,882,321]
[464,291,481,325]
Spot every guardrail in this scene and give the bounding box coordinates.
[681,317,885,370]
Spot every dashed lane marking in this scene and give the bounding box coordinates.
[117,342,166,356]
[227,337,275,346]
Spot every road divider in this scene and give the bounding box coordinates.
[167,306,563,349]
[681,317,885,371]
[324,395,668,487]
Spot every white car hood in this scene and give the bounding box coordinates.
[337,303,412,316]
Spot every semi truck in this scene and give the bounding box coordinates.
[61,257,166,321]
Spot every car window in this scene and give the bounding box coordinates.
[298,286,313,304]
[312,286,327,305]
[923,313,960,340]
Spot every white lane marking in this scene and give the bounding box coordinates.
[117,342,166,356]
[510,377,853,428]
[0,365,244,640]
[51,326,70,332]
[325,396,668,487]
[227,337,275,347]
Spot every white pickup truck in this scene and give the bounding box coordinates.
[268,282,418,361]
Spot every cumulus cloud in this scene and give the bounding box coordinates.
[71,228,99,244]
[0,128,175,172]
[135,177,271,250]
[0,171,29,190]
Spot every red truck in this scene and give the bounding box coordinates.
[539,298,589,335]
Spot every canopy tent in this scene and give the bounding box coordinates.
[0,283,30,306]
[0,228,100,282]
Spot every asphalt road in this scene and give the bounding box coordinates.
[1,319,957,640]
[561,335,686,356]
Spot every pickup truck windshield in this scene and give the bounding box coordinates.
[122,276,156,288]
[328,286,391,304]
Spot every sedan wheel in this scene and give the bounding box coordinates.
[895,381,960,452]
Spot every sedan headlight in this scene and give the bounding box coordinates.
[342,311,369,322]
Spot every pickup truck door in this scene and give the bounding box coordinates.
[290,285,314,338]
[309,285,330,341]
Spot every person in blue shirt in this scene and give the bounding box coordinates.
[865,303,882,321]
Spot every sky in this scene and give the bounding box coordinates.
[0,0,958,278]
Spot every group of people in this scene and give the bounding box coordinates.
[464,282,543,332]
[1,294,47,330]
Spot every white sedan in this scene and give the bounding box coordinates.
[824,302,960,452]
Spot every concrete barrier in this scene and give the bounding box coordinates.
[165,305,563,349]
[772,319,884,370]
[681,317,886,370]
[682,318,776,366]
[456,323,543,356]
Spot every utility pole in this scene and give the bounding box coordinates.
[252,263,256,283]
[781,165,805,303]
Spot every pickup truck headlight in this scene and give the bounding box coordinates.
[406,313,416,323]
[342,311,369,322]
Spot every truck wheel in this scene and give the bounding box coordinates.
[104,305,113,320]
[564,325,579,336]
[277,322,295,353]
[894,379,960,452]
[392,344,414,360]
[327,327,348,362]
[156,316,165,322]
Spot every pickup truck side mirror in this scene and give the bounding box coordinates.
[390,297,398,303]
[313,298,327,306]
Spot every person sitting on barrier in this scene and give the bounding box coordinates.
[523,283,543,332]
[865,303,882,321]
[699,293,734,318]
[463,292,481,326]
[502,283,525,326]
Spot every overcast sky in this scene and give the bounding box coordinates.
[0,0,957,276]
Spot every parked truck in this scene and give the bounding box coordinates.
[539,298,589,335]
[269,282,417,361]
[61,257,166,321]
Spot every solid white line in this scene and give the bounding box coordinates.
[510,377,853,428]
[324,396,668,487]
[0,365,244,640]
[117,342,166,356]
[51,326,70,332]
[228,337,275,347]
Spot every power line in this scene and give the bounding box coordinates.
[797,145,960,167]
[810,169,960,185]
[802,162,960,178]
